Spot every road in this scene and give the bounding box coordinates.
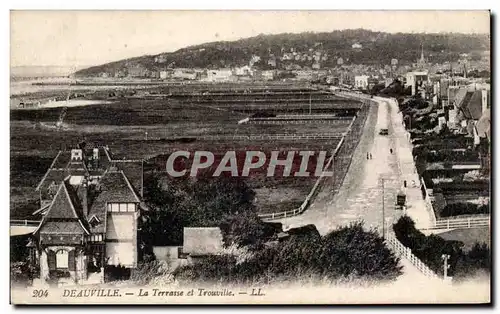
[278,97,404,236]
[276,94,436,282]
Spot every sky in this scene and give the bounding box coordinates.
[10,10,490,67]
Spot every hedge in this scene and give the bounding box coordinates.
[438,202,490,218]
[393,216,490,279]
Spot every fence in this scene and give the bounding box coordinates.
[433,215,490,230]
[10,220,40,226]
[385,232,441,279]
[137,133,345,142]
[258,99,371,221]
[420,177,437,226]
[258,136,345,220]
[241,117,354,125]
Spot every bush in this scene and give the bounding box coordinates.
[130,260,174,285]
[454,243,490,280]
[174,255,238,283]
[219,211,281,251]
[104,265,131,282]
[141,174,257,247]
[393,216,490,278]
[175,222,403,284]
[439,202,490,217]
[319,222,402,281]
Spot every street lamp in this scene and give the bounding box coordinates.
[381,178,386,239]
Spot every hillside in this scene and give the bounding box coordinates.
[75,29,490,77]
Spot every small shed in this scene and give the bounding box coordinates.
[183,227,223,262]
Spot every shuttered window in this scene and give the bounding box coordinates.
[68,250,76,271]
[47,250,56,271]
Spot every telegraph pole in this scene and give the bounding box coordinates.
[381,178,385,239]
[442,254,451,279]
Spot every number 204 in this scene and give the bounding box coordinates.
[32,289,48,298]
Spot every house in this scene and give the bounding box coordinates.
[159,71,169,80]
[127,65,149,78]
[453,88,490,138]
[182,227,223,263]
[234,65,252,77]
[172,68,197,80]
[352,43,363,50]
[267,56,277,68]
[206,69,234,82]
[31,146,144,285]
[354,75,369,90]
[261,70,276,81]
[406,71,429,95]
[294,70,314,81]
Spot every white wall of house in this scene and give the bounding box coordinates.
[354,75,369,90]
[105,208,137,268]
[106,242,135,267]
[106,213,135,239]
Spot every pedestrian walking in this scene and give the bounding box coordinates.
[390,148,393,154]
[367,152,369,160]
[369,153,372,159]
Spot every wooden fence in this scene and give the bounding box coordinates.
[385,232,441,279]
[10,220,40,226]
[258,136,345,221]
[433,215,490,230]
[138,133,345,142]
[258,99,370,221]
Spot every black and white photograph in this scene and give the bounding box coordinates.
[9,10,491,304]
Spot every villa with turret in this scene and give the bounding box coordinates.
[29,145,144,285]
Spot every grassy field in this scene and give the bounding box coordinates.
[438,227,490,250]
[10,83,361,217]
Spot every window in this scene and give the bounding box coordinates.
[107,203,137,212]
[89,216,100,228]
[88,234,103,242]
[56,250,69,269]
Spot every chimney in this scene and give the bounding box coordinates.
[71,149,83,161]
[82,177,89,216]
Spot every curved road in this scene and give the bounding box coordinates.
[279,97,404,236]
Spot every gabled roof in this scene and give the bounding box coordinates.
[87,170,140,233]
[458,91,483,120]
[36,147,113,192]
[45,180,81,220]
[34,180,90,235]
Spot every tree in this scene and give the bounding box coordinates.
[219,211,281,251]
[174,222,403,284]
[319,222,402,281]
[140,173,257,249]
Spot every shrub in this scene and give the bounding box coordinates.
[173,255,238,283]
[320,222,402,281]
[439,202,490,217]
[104,265,131,282]
[219,211,281,251]
[393,216,490,278]
[130,260,174,286]
[175,222,403,284]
